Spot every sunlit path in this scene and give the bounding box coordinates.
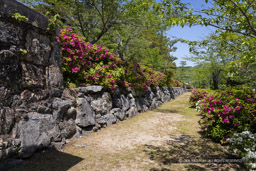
[11,93,246,171]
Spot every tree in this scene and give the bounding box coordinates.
[191,64,211,88]
[186,34,227,89]
[20,0,127,44]
[179,60,186,82]
[153,0,256,88]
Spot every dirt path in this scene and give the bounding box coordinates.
[11,93,246,171]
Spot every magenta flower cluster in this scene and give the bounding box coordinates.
[192,88,256,143]
[189,89,210,107]
[57,28,166,90]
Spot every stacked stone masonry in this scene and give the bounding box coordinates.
[0,0,187,163]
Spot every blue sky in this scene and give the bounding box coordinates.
[166,25,216,67]
[165,0,216,67]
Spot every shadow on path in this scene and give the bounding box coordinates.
[144,134,246,171]
[5,149,83,171]
[153,109,179,114]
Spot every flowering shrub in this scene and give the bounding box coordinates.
[57,28,123,89]
[196,88,256,142]
[227,131,256,170]
[119,62,165,90]
[195,100,203,113]
[189,89,211,107]
[57,28,166,90]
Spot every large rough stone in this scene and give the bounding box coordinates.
[0,20,23,46]
[66,107,77,120]
[105,114,117,126]
[96,117,106,126]
[130,97,136,107]
[79,86,103,94]
[47,125,61,142]
[112,94,130,111]
[155,101,163,107]
[156,87,164,101]
[20,90,49,104]
[135,98,144,112]
[145,89,155,101]
[161,94,171,103]
[49,88,63,98]
[91,92,112,114]
[47,65,63,88]
[110,108,125,121]
[1,0,49,30]
[141,98,151,108]
[17,113,56,158]
[59,120,76,139]
[126,106,138,118]
[142,105,149,112]
[131,88,144,97]
[0,87,12,106]
[0,138,16,162]
[0,107,15,135]
[0,50,21,89]
[135,98,149,112]
[150,98,158,109]
[172,87,185,98]
[52,100,72,122]
[37,103,52,114]
[21,62,45,89]
[49,39,61,66]
[96,114,117,127]
[61,88,77,101]
[75,98,95,128]
[24,30,51,66]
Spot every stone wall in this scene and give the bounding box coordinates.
[0,0,186,162]
[0,0,63,161]
[0,84,186,161]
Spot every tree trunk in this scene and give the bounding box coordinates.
[212,70,220,90]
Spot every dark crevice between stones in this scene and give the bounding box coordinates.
[0,41,11,51]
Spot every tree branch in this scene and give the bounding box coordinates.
[229,0,256,37]
[75,0,86,37]
[207,23,256,38]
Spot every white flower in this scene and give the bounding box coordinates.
[238,137,243,142]
[228,131,256,170]
[251,162,256,169]
[243,131,250,135]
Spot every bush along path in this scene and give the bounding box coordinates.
[10,93,246,171]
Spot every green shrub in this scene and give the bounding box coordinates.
[189,89,211,107]
[57,28,167,91]
[195,88,256,142]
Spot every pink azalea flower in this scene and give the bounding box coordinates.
[71,67,80,73]
[224,118,229,123]
[234,122,239,126]
[106,74,111,79]
[224,106,228,111]
[229,115,234,119]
